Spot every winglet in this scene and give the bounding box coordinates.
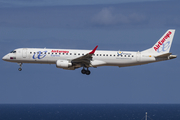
[89,45,98,54]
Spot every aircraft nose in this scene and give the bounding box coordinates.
[2,55,8,61]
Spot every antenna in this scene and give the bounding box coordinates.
[145,112,147,120]
[141,112,153,120]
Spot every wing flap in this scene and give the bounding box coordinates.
[71,46,98,67]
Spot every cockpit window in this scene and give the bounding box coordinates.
[10,51,16,53]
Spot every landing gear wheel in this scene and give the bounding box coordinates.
[81,66,91,75]
[17,63,23,71]
[86,70,90,75]
[18,68,22,71]
[81,69,86,74]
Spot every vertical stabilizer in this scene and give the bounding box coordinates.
[142,29,175,55]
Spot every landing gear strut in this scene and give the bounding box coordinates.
[18,63,22,71]
[81,68,91,75]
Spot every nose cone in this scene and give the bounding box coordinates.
[2,55,8,61]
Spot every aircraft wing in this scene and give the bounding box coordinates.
[71,46,98,67]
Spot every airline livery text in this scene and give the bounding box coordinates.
[154,31,172,51]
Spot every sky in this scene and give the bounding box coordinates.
[0,0,164,6]
[0,0,180,104]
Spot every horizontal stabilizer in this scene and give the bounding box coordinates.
[155,53,172,58]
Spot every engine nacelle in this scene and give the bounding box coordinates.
[56,60,72,68]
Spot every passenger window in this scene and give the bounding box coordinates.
[70,53,72,55]
[30,52,32,54]
[74,53,76,55]
[82,53,84,55]
[103,54,105,56]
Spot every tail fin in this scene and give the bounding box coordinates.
[142,29,175,55]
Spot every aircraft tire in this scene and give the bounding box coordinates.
[86,70,90,75]
[81,69,86,74]
[18,68,22,71]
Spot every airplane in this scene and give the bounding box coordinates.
[2,29,177,75]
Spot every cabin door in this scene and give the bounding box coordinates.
[22,48,27,58]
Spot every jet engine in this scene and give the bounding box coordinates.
[56,60,72,68]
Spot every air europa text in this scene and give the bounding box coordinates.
[51,50,69,53]
[154,31,172,51]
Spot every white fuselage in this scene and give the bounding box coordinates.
[2,29,176,75]
[2,48,168,68]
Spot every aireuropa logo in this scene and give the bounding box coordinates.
[33,51,47,59]
[154,31,172,52]
[157,41,170,53]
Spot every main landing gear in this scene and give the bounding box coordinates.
[81,68,91,75]
[18,63,22,71]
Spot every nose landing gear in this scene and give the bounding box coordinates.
[18,68,22,71]
[81,68,91,75]
[18,63,22,71]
